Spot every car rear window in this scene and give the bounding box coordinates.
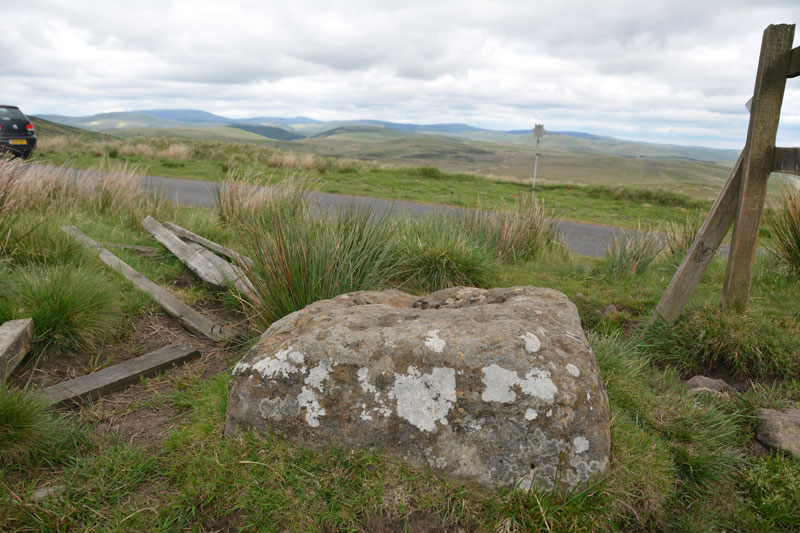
[0,107,26,122]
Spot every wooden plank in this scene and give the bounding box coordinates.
[42,344,200,405]
[101,242,159,254]
[0,318,33,383]
[62,225,232,342]
[772,147,800,175]
[184,241,256,301]
[789,46,800,78]
[162,221,254,268]
[142,216,227,290]
[722,24,795,311]
[652,155,743,323]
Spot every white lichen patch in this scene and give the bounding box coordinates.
[481,365,558,404]
[481,365,521,403]
[525,409,538,421]
[248,346,307,379]
[297,359,335,428]
[424,330,446,353]
[520,332,541,353]
[566,363,580,377]
[573,436,590,454]
[390,366,456,432]
[357,367,377,394]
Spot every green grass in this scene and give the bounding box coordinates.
[1,151,798,531]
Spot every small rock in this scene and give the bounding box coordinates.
[755,408,800,458]
[31,485,65,502]
[600,304,618,318]
[684,375,729,393]
[573,293,585,302]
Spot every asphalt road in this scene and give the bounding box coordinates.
[139,174,624,258]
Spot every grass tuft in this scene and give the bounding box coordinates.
[397,216,497,292]
[767,186,800,275]
[1,264,125,356]
[600,223,663,278]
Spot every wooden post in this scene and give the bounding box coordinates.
[722,24,795,311]
[652,155,743,323]
[0,318,33,383]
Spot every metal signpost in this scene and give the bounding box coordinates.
[532,124,544,189]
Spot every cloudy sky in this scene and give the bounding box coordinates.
[3,1,798,148]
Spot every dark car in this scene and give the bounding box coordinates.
[0,105,37,159]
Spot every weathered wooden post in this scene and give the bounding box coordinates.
[652,24,799,323]
[532,124,544,189]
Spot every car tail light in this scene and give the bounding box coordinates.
[26,123,34,131]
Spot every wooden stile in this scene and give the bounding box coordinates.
[722,24,795,311]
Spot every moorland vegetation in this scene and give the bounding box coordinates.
[1,127,799,530]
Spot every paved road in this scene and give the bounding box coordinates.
[139,174,623,257]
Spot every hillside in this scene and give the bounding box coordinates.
[30,116,111,141]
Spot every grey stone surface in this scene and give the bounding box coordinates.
[684,375,729,393]
[225,286,611,492]
[756,408,800,458]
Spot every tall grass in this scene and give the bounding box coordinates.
[663,210,703,261]
[458,193,557,263]
[215,167,310,229]
[9,160,176,228]
[240,206,400,329]
[1,264,125,356]
[601,223,663,278]
[767,186,800,275]
[396,216,496,292]
[0,386,71,463]
[0,157,24,257]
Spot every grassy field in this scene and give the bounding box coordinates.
[1,156,799,531]
[30,133,724,231]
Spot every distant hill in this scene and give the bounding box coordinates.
[229,123,304,141]
[39,108,740,166]
[30,116,111,141]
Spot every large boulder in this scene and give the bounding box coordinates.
[225,287,611,492]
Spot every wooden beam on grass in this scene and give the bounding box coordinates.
[62,225,232,342]
[722,24,795,311]
[184,241,256,301]
[772,147,800,175]
[0,318,33,383]
[42,344,200,405]
[142,216,227,290]
[652,155,744,324]
[101,242,159,254]
[162,221,254,268]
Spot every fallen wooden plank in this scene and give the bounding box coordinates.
[184,241,256,301]
[101,242,159,254]
[0,318,33,383]
[42,344,200,405]
[142,216,227,290]
[162,221,254,268]
[62,225,232,342]
[652,155,743,324]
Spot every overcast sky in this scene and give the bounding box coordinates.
[3,1,798,148]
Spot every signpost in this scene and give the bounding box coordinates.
[532,124,544,189]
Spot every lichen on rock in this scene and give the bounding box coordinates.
[225,286,611,492]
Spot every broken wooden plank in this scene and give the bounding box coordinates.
[142,216,227,290]
[723,24,795,311]
[62,225,232,342]
[0,318,33,383]
[162,221,254,268]
[652,155,743,324]
[184,241,256,301]
[101,242,159,254]
[772,147,800,175]
[42,344,200,405]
